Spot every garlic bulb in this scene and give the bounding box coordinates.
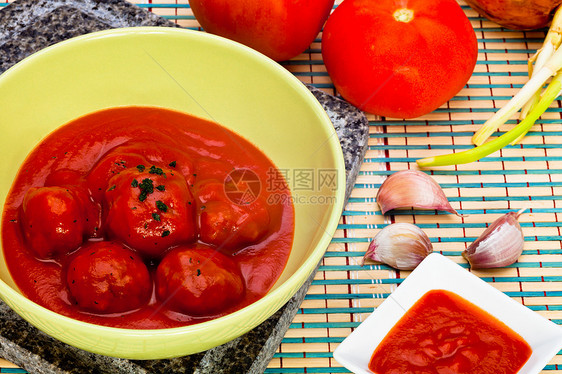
[363,223,433,270]
[376,170,461,216]
[462,210,525,269]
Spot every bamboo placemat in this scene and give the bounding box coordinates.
[1,0,562,373]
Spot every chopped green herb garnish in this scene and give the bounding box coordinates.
[196,269,201,276]
[137,165,146,172]
[149,165,165,176]
[156,200,168,212]
[108,185,116,191]
[138,178,154,202]
[156,185,165,191]
[162,230,170,237]
[152,213,161,222]
[169,161,177,167]
[131,179,138,188]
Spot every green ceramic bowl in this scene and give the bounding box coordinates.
[0,27,345,359]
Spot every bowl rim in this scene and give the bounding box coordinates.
[0,27,346,339]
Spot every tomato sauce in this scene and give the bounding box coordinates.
[1,106,295,329]
[369,289,532,374]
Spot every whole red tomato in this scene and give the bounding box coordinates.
[322,0,478,119]
[189,0,335,61]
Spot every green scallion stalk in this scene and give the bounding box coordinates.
[512,42,554,145]
[471,7,562,147]
[416,72,562,168]
[519,43,555,120]
[513,7,562,145]
[471,65,556,146]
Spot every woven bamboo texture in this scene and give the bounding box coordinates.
[1,0,562,373]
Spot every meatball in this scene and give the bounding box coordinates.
[155,245,245,316]
[45,169,102,238]
[114,140,196,187]
[66,241,151,314]
[195,180,270,253]
[87,150,148,202]
[20,186,85,259]
[104,165,196,258]
[44,169,84,187]
[88,140,196,196]
[193,156,234,182]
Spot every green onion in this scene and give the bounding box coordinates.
[417,72,562,167]
[520,8,562,117]
[470,7,562,147]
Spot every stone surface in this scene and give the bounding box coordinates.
[307,84,370,200]
[0,0,369,373]
[0,0,174,74]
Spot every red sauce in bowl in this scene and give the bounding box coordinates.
[1,106,295,329]
[369,289,532,374]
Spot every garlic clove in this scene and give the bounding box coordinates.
[376,170,461,216]
[363,223,433,270]
[462,210,525,269]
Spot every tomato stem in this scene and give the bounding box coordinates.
[393,8,414,23]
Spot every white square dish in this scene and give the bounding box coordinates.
[333,253,562,374]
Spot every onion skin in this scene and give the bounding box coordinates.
[464,0,562,30]
[462,211,525,269]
